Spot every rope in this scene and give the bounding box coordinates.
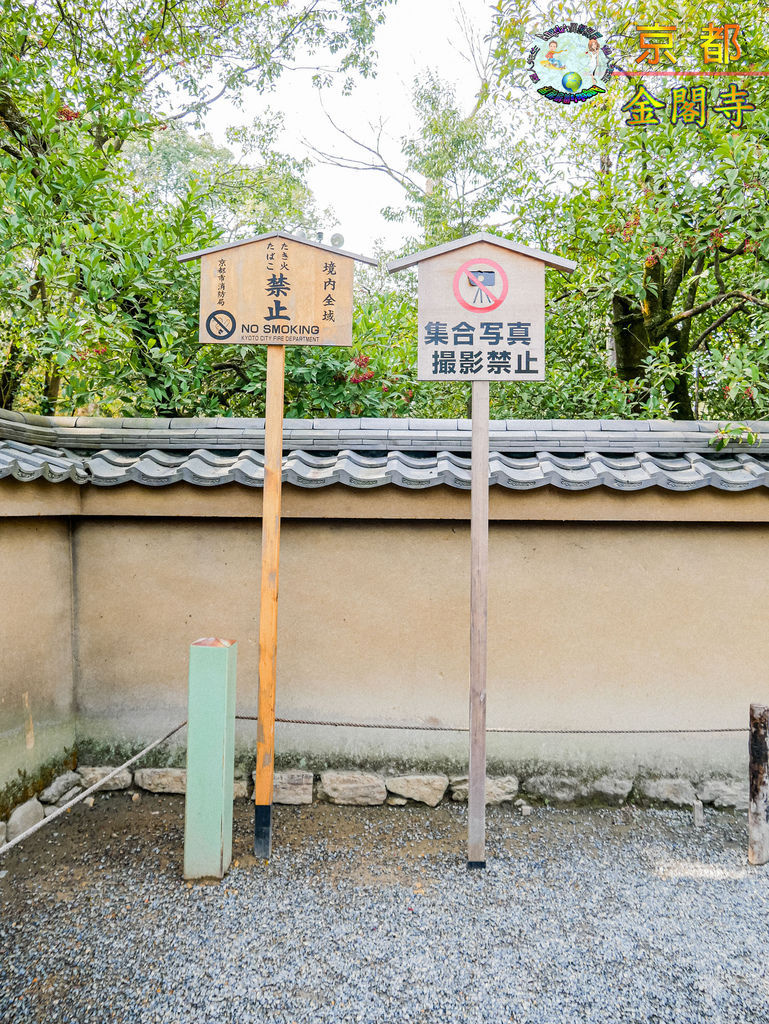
[236,715,747,735]
[0,722,187,857]
[1,714,747,855]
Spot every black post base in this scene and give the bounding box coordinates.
[467,860,486,870]
[254,803,273,859]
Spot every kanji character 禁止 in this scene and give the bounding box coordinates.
[265,299,290,322]
[487,351,512,375]
[516,351,539,375]
[266,273,290,297]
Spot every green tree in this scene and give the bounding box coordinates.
[313,65,638,419]
[491,0,769,419]
[320,2,769,422]
[122,122,320,240]
[313,71,533,247]
[0,0,391,413]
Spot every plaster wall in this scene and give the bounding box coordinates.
[0,519,76,788]
[72,516,768,777]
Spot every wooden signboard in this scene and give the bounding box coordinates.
[389,233,576,868]
[415,242,547,382]
[179,232,375,860]
[188,233,359,348]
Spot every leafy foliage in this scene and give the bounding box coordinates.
[380,73,531,246]
[489,0,769,419]
[4,0,769,425]
[316,2,769,422]
[0,0,391,415]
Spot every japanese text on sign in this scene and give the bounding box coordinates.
[416,245,545,382]
[196,237,354,347]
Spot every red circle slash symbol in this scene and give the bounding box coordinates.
[452,258,508,313]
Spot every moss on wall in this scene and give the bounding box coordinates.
[0,748,77,820]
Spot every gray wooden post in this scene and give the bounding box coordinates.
[184,638,237,880]
[467,379,489,868]
[748,703,769,866]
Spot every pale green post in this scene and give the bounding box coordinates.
[184,638,237,880]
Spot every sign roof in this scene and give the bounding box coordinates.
[387,232,577,274]
[178,230,377,266]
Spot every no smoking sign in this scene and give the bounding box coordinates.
[206,309,236,340]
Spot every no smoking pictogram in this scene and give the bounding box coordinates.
[452,258,509,313]
[206,309,236,340]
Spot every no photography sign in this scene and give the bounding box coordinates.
[415,242,546,382]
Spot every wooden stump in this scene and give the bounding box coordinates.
[748,703,769,866]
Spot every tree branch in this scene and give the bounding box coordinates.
[713,245,727,294]
[212,361,250,383]
[718,239,748,261]
[0,87,47,157]
[691,302,746,350]
[678,252,707,352]
[0,142,24,161]
[661,290,769,332]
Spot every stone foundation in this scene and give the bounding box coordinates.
[0,764,750,845]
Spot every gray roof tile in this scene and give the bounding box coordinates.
[1,410,769,494]
[3,438,769,492]
[0,440,89,484]
[168,418,213,429]
[601,419,652,431]
[122,417,171,430]
[648,420,696,431]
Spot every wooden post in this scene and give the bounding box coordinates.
[748,703,769,866]
[468,379,489,868]
[184,638,237,879]
[253,344,285,859]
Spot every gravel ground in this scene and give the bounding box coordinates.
[0,794,767,1024]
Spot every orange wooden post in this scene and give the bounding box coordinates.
[253,344,285,858]
[176,232,407,860]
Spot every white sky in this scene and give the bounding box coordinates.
[204,0,495,255]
